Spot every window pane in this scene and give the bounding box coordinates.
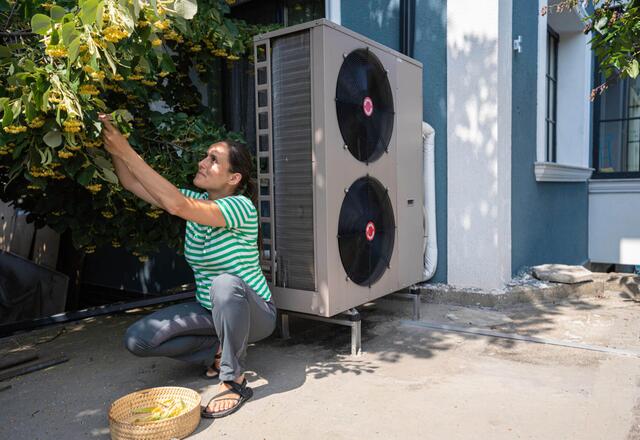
[595,75,640,173]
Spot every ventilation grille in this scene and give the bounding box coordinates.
[271,31,315,290]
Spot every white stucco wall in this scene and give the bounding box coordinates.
[447,0,512,289]
[589,180,640,265]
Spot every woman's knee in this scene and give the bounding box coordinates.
[123,322,152,357]
[210,274,244,308]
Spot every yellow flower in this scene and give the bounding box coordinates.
[63,119,83,133]
[84,139,102,148]
[227,54,240,61]
[128,74,144,81]
[103,25,129,43]
[51,211,64,216]
[57,150,75,159]
[86,183,103,193]
[79,84,100,96]
[84,245,97,254]
[90,71,106,81]
[145,209,163,219]
[213,49,228,57]
[42,2,55,9]
[51,172,66,180]
[164,30,180,41]
[151,38,162,47]
[226,0,236,4]
[138,20,150,28]
[141,79,157,86]
[27,184,41,190]
[6,85,17,92]
[158,71,170,78]
[153,20,170,31]
[45,45,68,58]
[111,240,121,248]
[3,125,27,134]
[48,93,62,103]
[79,44,89,52]
[66,144,82,151]
[101,211,114,219]
[189,45,202,52]
[83,66,94,74]
[138,255,149,262]
[112,73,124,81]
[28,116,45,128]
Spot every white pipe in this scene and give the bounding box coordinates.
[422,122,437,280]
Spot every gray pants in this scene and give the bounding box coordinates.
[124,273,277,381]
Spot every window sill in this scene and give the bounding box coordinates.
[589,178,640,194]
[534,162,594,182]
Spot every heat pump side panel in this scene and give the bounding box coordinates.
[396,59,425,287]
[271,31,316,292]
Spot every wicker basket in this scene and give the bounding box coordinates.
[109,386,201,440]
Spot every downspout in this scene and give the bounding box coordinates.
[422,122,437,280]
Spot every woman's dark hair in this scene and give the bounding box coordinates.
[223,139,261,250]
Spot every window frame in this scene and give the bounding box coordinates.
[591,68,640,179]
[545,26,559,163]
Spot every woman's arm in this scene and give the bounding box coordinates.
[99,114,228,227]
[111,154,161,207]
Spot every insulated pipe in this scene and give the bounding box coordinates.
[422,122,437,280]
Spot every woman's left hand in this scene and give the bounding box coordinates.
[99,113,132,159]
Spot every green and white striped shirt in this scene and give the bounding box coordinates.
[180,189,271,309]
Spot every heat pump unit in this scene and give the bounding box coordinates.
[254,19,424,318]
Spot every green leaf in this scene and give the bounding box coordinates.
[2,101,13,127]
[173,0,198,20]
[0,45,10,58]
[93,155,113,170]
[80,0,100,26]
[628,60,640,79]
[68,36,82,64]
[61,22,77,45]
[31,14,51,35]
[43,130,63,147]
[76,166,96,185]
[50,5,67,22]
[101,168,118,184]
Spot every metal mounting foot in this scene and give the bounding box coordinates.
[278,308,362,356]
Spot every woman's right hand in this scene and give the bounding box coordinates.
[99,113,133,159]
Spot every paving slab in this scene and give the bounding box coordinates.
[1,291,640,439]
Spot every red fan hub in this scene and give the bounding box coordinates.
[365,221,376,241]
[363,97,374,116]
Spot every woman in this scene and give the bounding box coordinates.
[98,114,276,419]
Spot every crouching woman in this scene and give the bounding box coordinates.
[99,114,276,419]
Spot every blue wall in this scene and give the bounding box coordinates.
[341,0,448,282]
[511,1,589,274]
[341,0,401,51]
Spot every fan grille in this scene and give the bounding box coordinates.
[338,176,395,286]
[335,49,394,163]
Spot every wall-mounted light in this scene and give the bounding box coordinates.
[513,35,523,53]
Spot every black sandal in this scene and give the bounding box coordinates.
[200,378,253,419]
[203,352,222,380]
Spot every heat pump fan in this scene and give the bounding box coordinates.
[338,176,395,286]
[336,49,395,163]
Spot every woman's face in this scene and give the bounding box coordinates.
[193,142,241,192]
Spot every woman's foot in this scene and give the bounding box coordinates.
[202,375,251,416]
[204,350,222,379]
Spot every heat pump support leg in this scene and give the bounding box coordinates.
[278,311,291,339]
[410,288,421,321]
[393,288,422,321]
[277,308,362,356]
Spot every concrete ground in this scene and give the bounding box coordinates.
[1,289,640,439]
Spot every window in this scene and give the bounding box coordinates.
[593,75,640,177]
[545,27,559,162]
[534,4,593,182]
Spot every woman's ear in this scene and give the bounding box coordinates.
[230,172,242,187]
